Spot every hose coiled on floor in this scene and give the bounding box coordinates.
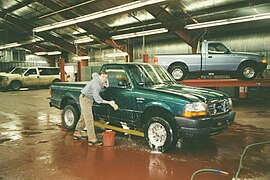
[190,141,270,180]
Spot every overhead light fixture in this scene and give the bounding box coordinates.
[35,52,47,55]
[111,28,168,40]
[47,51,62,55]
[33,0,166,32]
[74,36,94,44]
[105,52,128,57]
[0,42,22,50]
[185,12,270,29]
[72,56,90,60]
[34,51,62,55]
[73,29,87,35]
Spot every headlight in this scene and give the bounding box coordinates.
[183,102,207,117]
[1,77,8,81]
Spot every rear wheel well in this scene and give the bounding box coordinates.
[168,62,188,72]
[60,97,79,112]
[52,79,61,83]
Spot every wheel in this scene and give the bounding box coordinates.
[52,79,61,83]
[239,64,257,80]
[145,116,178,153]
[168,65,187,81]
[9,81,22,91]
[62,105,80,130]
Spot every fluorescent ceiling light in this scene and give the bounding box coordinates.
[185,12,270,29]
[74,36,94,44]
[35,52,47,55]
[33,0,166,32]
[47,51,62,55]
[73,29,87,35]
[35,51,62,55]
[185,0,226,11]
[72,56,90,60]
[111,28,168,40]
[0,42,22,50]
[105,52,128,57]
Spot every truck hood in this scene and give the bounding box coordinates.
[0,74,21,78]
[142,84,228,102]
[231,51,263,58]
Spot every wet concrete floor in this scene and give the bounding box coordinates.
[0,89,269,180]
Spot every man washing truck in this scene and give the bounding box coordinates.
[153,40,267,80]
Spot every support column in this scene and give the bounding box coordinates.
[143,53,149,63]
[59,58,65,82]
[78,59,88,81]
[127,39,133,62]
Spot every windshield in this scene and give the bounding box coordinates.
[11,68,27,75]
[127,64,176,86]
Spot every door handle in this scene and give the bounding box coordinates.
[136,97,145,101]
[208,56,212,58]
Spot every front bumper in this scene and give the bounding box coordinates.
[175,110,235,138]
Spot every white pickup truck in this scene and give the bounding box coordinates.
[153,40,267,80]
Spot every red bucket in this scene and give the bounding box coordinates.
[103,130,116,147]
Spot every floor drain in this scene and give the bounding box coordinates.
[21,131,42,136]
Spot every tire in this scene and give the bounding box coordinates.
[62,105,80,130]
[52,79,61,83]
[168,65,187,81]
[239,64,257,80]
[145,116,178,153]
[10,81,22,91]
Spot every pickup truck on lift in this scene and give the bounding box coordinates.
[49,63,235,152]
[153,40,267,80]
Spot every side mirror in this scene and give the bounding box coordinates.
[118,80,130,88]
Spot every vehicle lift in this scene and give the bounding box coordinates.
[181,78,270,98]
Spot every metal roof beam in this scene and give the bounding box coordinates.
[0,10,85,54]
[145,4,199,49]
[35,0,125,51]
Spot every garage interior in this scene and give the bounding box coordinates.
[0,0,270,179]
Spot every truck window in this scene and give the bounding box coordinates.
[11,68,27,75]
[208,43,230,54]
[25,69,37,76]
[39,68,60,75]
[106,68,130,88]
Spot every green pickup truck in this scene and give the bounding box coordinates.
[49,63,235,152]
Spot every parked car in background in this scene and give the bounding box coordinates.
[0,67,61,91]
[153,40,267,80]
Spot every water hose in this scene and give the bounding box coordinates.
[190,168,229,180]
[234,141,270,179]
[190,141,270,180]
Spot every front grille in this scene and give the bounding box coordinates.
[208,99,230,115]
